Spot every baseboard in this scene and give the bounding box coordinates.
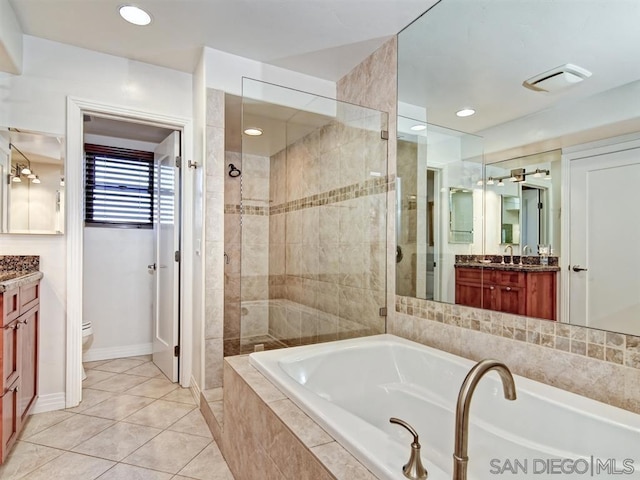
[190,375,201,405]
[32,393,66,414]
[83,343,153,362]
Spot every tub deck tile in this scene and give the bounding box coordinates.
[270,399,333,448]
[311,442,378,480]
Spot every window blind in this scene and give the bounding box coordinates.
[84,144,154,228]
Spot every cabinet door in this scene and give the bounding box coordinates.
[2,290,19,325]
[18,306,38,421]
[2,319,20,389]
[498,286,526,315]
[1,379,19,463]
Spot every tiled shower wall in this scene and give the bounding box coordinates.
[337,37,640,413]
[267,114,389,344]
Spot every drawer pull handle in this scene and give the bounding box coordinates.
[505,287,512,291]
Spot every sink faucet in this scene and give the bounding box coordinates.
[453,360,517,480]
[504,245,514,265]
[519,245,531,266]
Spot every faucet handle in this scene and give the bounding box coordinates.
[390,417,428,479]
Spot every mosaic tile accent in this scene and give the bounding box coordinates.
[0,255,39,272]
[269,176,392,215]
[395,295,640,371]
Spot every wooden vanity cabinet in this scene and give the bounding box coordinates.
[0,280,40,463]
[455,267,557,320]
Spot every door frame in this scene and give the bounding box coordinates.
[65,97,194,408]
[561,132,640,326]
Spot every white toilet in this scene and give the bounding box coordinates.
[82,321,94,380]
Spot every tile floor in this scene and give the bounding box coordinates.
[0,356,235,480]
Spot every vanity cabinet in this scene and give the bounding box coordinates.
[1,279,40,463]
[455,267,557,320]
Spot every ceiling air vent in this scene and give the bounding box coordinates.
[523,64,592,92]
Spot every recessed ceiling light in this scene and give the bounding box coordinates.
[410,124,427,131]
[119,5,152,26]
[456,108,476,118]
[243,127,263,136]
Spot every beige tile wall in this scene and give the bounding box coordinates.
[337,37,640,415]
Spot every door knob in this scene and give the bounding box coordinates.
[147,263,157,273]
[572,265,588,272]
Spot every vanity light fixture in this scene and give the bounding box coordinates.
[32,176,41,184]
[21,166,31,175]
[476,179,484,186]
[12,176,21,183]
[456,108,476,117]
[119,5,152,26]
[27,173,36,179]
[410,124,427,131]
[544,171,552,180]
[243,127,263,136]
[533,169,543,178]
[486,177,495,185]
[497,179,505,187]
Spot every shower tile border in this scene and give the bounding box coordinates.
[224,175,396,217]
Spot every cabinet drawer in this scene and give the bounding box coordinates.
[19,283,39,315]
[496,270,525,287]
[455,268,484,285]
[2,290,19,326]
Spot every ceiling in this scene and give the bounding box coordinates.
[9,0,438,81]
[398,0,640,136]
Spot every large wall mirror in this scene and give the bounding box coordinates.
[397,0,640,337]
[0,128,65,234]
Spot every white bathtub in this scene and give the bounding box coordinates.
[249,334,640,479]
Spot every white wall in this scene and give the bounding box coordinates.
[204,47,335,98]
[83,227,154,359]
[0,0,23,74]
[0,35,192,411]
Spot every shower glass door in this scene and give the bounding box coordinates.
[237,78,388,353]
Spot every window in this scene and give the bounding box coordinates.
[84,144,154,228]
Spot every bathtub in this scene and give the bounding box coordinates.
[249,334,640,479]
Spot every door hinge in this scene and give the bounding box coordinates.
[174,250,180,262]
[175,155,182,168]
[379,307,388,317]
[538,202,543,210]
[381,130,389,140]
[174,345,180,357]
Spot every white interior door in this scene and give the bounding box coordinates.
[153,131,180,381]
[569,147,640,335]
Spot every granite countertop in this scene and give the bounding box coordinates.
[0,271,44,292]
[454,262,561,272]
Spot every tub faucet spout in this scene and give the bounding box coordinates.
[452,360,517,480]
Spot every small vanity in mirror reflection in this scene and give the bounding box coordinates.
[0,128,65,234]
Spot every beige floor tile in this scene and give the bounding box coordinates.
[123,431,211,474]
[124,400,195,429]
[83,369,118,388]
[168,410,212,438]
[127,377,179,399]
[66,388,117,413]
[161,388,197,405]
[79,394,155,420]
[19,410,75,439]
[72,422,162,461]
[20,451,114,480]
[90,373,150,393]
[84,360,111,370]
[125,362,163,378]
[25,414,114,450]
[201,388,223,403]
[94,358,146,373]
[98,464,173,480]
[0,441,64,480]
[178,443,234,480]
